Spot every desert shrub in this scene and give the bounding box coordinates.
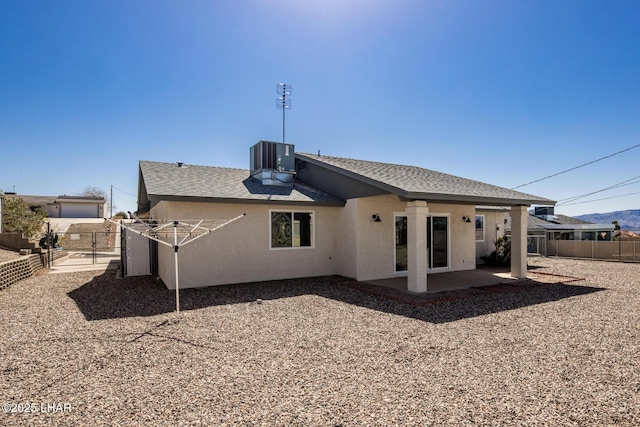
[1,196,48,239]
[480,236,511,267]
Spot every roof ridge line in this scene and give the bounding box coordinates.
[139,160,248,172]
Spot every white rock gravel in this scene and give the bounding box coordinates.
[0,249,22,264]
[0,257,638,426]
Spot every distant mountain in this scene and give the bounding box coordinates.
[575,209,640,230]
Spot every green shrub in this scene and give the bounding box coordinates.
[480,236,511,267]
[1,196,48,239]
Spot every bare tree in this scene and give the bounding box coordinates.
[79,186,116,216]
[80,186,107,198]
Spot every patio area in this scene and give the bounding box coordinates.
[363,268,526,293]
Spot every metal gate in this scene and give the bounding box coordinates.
[42,228,121,268]
[120,225,158,277]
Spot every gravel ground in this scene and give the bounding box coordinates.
[0,249,22,263]
[0,257,638,426]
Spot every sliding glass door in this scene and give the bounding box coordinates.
[395,214,449,272]
[395,216,408,272]
[428,216,448,269]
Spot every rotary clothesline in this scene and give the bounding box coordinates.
[107,213,246,314]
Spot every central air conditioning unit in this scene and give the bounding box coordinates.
[250,140,296,186]
[533,206,558,222]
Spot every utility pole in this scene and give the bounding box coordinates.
[110,185,113,218]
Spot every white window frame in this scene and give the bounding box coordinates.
[393,212,451,274]
[269,209,315,250]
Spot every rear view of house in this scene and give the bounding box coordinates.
[136,141,554,292]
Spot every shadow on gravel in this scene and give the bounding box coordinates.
[68,270,317,321]
[68,270,606,324]
[331,280,606,323]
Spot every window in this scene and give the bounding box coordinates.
[271,211,314,248]
[475,215,485,241]
[598,231,611,241]
[548,231,574,240]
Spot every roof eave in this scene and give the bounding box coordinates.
[404,191,556,207]
[147,194,345,207]
[296,153,406,195]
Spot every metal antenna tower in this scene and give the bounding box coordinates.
[276,83,291,143]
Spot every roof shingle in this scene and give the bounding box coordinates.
[297,153,555,206]
[139,160,343,205]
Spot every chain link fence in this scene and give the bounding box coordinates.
[120,225,157,277]
[40,221,120,268]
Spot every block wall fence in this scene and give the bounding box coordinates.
[0,254,44,290]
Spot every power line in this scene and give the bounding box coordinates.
[556,190,640,207]
[512,143,640,189]
[112,185,137,198]
[556,175,640,205]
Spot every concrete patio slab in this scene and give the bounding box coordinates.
[364,269,524,293]
[48,252,120,274]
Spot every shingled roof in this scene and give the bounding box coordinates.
[505,213,613,232]
[138,160,343,206]
[296,153,555,206]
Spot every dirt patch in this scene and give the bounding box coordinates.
[55,221,116,251]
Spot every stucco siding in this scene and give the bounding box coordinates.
[475,211,506,263]
[352,194,406,281]
[152,201,342,289]
[344,196,478,281]
[149,197,483,289]
[442,203,476,272]
[335,199,358,280]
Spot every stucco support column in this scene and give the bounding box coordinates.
[407,201,429,293]
[510,205,528,279]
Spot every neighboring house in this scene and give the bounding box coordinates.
[14,194,106,218]
[505,206,615,254]
[137,140,554,292]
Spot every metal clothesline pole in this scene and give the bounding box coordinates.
[107,213,246,314]
[174,221,180,314]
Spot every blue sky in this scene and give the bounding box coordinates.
[1,0,639,217]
